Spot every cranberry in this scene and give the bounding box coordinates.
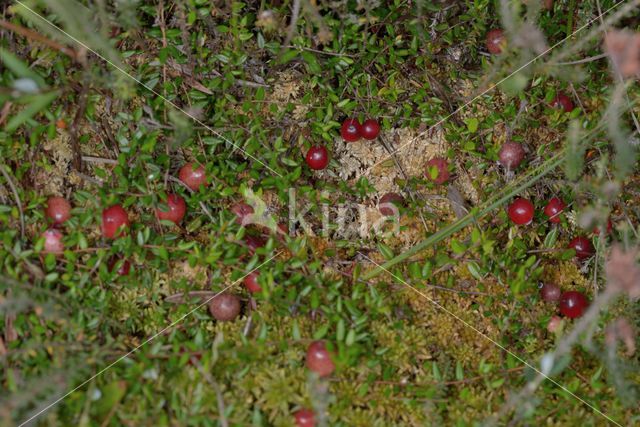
[568,236,594,259]
[543,0,554,10]
[102,205,130,239]
[244,235,266,254]
[108,257,131,276]
[243,271,262,293]
[178,163,208,191]
[559,291,588,319]
[540,283,561,302]
[156,193,186,225]
[232,203,254,226]
[208,293,241,321]
[42,229,64,254]
[543,197,565,224]
[486,29,506,54]
[45,196,71,224]
[594,218,613,236]
[498,142,525,170]
[425,157,450,184]
[305,146,329,170]
[306,340,335,377]
[294,409,316,427]
[507,198,534,225]
[360,119,380,140]
[378,192,404,216]
[551,93,574,113]
[547,315,562,333]
[340,118,361,142]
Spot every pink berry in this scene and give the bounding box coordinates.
[45,196,71,224]
[425,157,450,185]
[208,293,241,321]
[232,203,254,226]
[306,340,335,377]
[294,409,316,427]
[42,228,64,255]
[498,142,525,170]
[540,283,561,302]
[179,163,208,191]
[378,192,404,216]
[486,29,506,54]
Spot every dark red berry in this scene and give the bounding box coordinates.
[306,340,335,377]
[294,409,316,427]
[108,257,131,276]
[498,142,525,170]
[543,197,565,224]
[42,228,64,255]
[208,293,241,321]
[232,203,254,226]
[559,291,588,319]
[102,205,130,239]
[305,146,329,170]
[593,218,613,236]
[179,163,208,191]
[378,192,404,216]
[425,157,450,184]
[551,93,574,113]
[45,196,71,224]
[156,193,186,225]
[507,198,534,225]
[486,29,506,54]
[243,271,262,293]
[568,236,594,259]
[360,119,380,140]
[244,235,266,254]
[340,118,361,142]
[540,283,561,302]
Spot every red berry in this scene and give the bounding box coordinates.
[543,197,565,224]
[593,218,613,236]
[305,146,329,170]
[294,409,316,427]
[498,142,525,170]
[108,257,131,276]
[42,228,64,255]
[507,198,534,225]
[178,163,208,191]
[243,271,262,293]
[306,340,335,377]
[360,119,380,140]
[551,93,574,113]
[486,29,506,54]
[208,293,241,321]
[45,196,71,224]
[244,235,266,254]
[559,291,588,319]
[102,205,130,239]
[425,157,450,184]
[378,192,404,216]
[540,283,561,302]
[568,236,594,259]
[232,203,254,226]
[156,193,186,225]
[340,118,361,142]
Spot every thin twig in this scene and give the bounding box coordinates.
[190,357,229,427]
[81,156,117,164]
[0,164,25,240]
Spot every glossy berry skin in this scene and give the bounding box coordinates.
[379,192,404,216]
[360,119,380,140]
[208,293,241,321]
[294,409,316,427]
[243,271,262,293]
[340,118,361,142]
[45,196,71,224]
[305,146,329,170]
[306,340,335,377]
[42,229,64,255]
[486,29,506,54]
[568,236,594,259]
[232,203,254,226]
[540,283,561,302]
[559,291,588,319]
[425,157,450,185]
[178,163,208,191]
[551,93,574,113]
[244,235,266,254]
[156,194,186,225]
[543,197,565,224]
[108,257,131,276]
[498,142,525,170]
[507,198,534,225]
[102,205,130,239]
